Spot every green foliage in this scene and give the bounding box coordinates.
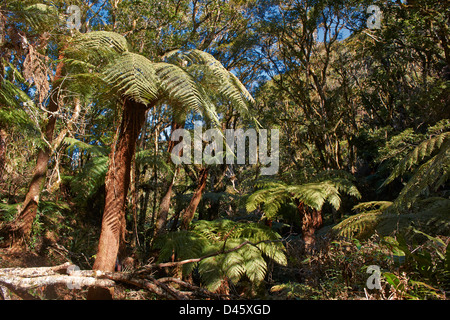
[381,230,449,299]
[381,121,450,211]
[0,203,20,222]
[246,174,361,219]
[153,219,287,292]
[66,31,255,126]
[1,0,449,301]
[0,77,41,143]
[272,235,394,300]
[7,2,61,33]
[332,204,387,239]
[62,137,109,201]
[63,137,109,157]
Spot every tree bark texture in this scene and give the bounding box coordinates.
[180,168,209,230]
[88,98,148,299]
[295,200,323,251]
[153,121,184,238]
[0,127,6,179]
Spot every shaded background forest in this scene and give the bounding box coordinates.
[0,0,449,300]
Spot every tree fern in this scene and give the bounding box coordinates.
[381,131,450,188]
[152,62,214,120]
[66,31,254,126]
[246,177,361,219]
[381,121,450,211]
[154,219,287,292]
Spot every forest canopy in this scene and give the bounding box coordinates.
[0,0,448,301]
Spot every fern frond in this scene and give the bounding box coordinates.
[166,49,255,122]
[198,254,226,291]
[69,156,109,200]
[156,220,286,291]
[153,62,218,123]
[221,239,246,284]
[239,241,267,283]
[102,52,160,105]
[247,178,361,218]
[381,131,450,188]
[332,210,384,239]
[153,230,208,276]
[63,137,109,157]
[0,79,32,109]
[0,79,41,139]
[68,31,129,56]
[11,3,60,32]
[389,140,450,211]
[353,201,394,212]
[135,149,173,174]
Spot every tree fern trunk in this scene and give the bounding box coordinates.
[295,200,323,251]
[88,98,148,300]
[180,168,209,230]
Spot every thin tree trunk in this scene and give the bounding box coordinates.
[0,127,7,180]
[180,168,208,230]
[152,121,184,238]
[87,98,148,300]
[3,58,64,246]
[153,168,178,238]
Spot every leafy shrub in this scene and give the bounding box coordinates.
[381,230,449,299]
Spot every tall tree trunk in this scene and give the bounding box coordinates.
[87,98,148,300]
[0,127,7,180]
[180,168,208,230]
[152,121,184,238]
[2,59,64,246]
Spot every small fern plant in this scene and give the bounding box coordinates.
[153,219,287,293]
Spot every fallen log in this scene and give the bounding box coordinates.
[0,263,115,299]
[0,263,229,300]
[0,274,115,290]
